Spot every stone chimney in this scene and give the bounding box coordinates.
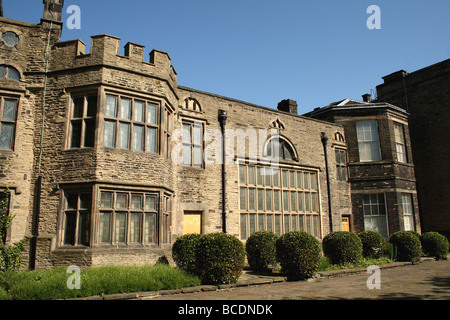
[277,99,298,115]
[362,93,371,102]
[43,0,64,22]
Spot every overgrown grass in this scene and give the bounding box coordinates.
[0,264,201,300]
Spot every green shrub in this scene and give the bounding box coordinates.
[420,231,449,260]
[275,231,322,281]
[358,231,386,258]
[245,231,278,271]
[389,231,422,263]
[322,231,362,265]
[172,233,202,274]
[195,233,245,285]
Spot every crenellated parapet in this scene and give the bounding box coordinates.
[50,34,177,93]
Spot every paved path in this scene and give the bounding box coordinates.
[144,260,450,300]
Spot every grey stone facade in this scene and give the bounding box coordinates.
[0,1,420,269]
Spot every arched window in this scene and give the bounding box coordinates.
[0,65,20,81]
[266,136,297,161]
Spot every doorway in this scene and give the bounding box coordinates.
[342,216,350,232]
[183,211,202,234]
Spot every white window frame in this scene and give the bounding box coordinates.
[356,120,381,162]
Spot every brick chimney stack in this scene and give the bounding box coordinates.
[43,0,64,22]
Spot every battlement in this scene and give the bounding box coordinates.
[51,34,177,83]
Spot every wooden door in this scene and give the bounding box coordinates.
[184,212,202,234]
[342,217,350,232]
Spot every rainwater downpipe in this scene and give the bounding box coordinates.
[218,110,228,233]
[321,132,333,232]
[31,20,53,270]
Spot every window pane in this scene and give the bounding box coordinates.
[147,104,158,125]
[99,212,111,243]
[248,188,255,211]
[298,192,304,212]
[146,127,157,153]
[282,170,288,188]
[283,191,289,212]
[264,168,271,186]
[105,95,117,117]
[70,121,81,148]
[291,215,297,231]
[3,99,17,121]
[297,172,303,189]
[118,122,130,149]
[305,192,310,212]
[313,215,319,237]
[266,214,273,232]
[311,193,318,212]
[0,123,13,150]
[265,189,272,212]
[258,214,265,231]
[304,172,310,189]
[0,66,4,78]
[248,167,255,186]
[134,101,144,122]
[130,213,142,243]
[131,194,142,210]
[119,98,131,120]
[115,212,126,244]
[87,96,97,117]
[182,144,191,166]
[249,214,256,235]
[103,120,115,147]
[290,191,296,212]
[77,212,90,246]
[182,124,191,143]
[72,97,84,118]
[144,213,156,243]
[116,193,128,209]
[273,190,280,212]
[84,119,95,148]
[239,165,246,185]
[193,125,202,145]
[193,145,202,167]
[132,125,144,151]
[274,215,281,236]
[145,195,157,211]
[310,173,317,190]
[66,194,78,210]
[64,212,77,245]
[273,169,279,187]
[306,215,312,234]
[284,215,290,233]
[240,214,247,240]
[79,193,91,209]
[100,192,112,208]
[257,189,264,211]
[7,67,20,81]
[257,167,264,186]
[240,188,247,211]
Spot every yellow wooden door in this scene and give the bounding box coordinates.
[184,212,202,234]
[342,217,350,232]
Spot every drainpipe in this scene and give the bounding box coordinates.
[30,176,42,270]
[218,110,228,233]
[321,132,333,232]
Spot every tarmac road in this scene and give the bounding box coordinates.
[147,259,450,300]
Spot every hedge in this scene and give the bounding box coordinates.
[245,231,278,271]
[172,233,202,275]
[358,231,386,258]
[421,231,449,260]
[322,231,362,265]
[389,231,422,263]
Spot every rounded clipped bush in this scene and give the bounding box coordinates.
[358,231,386,258]
[275,231,322,281]
[389,231,422,263]
[195,233,245,284]
[172,233,202,274]
[322,231,362,265]
[421,231,449,260]
[246,231,278,271]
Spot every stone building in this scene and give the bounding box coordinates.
[304,98,421,238]
[0,1,418,269]
[376,59,450,240]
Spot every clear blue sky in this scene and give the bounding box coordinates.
[4,0,450,113]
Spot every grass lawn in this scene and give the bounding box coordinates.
[0,264,201,300]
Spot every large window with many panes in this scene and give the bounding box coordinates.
[0,96,18,150]
[103,94,161,153]
[239,164,320,240]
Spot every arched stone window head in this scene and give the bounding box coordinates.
[265,136,298,161]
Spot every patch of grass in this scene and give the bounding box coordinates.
[317,256,394,272]
[0,264,201,300]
